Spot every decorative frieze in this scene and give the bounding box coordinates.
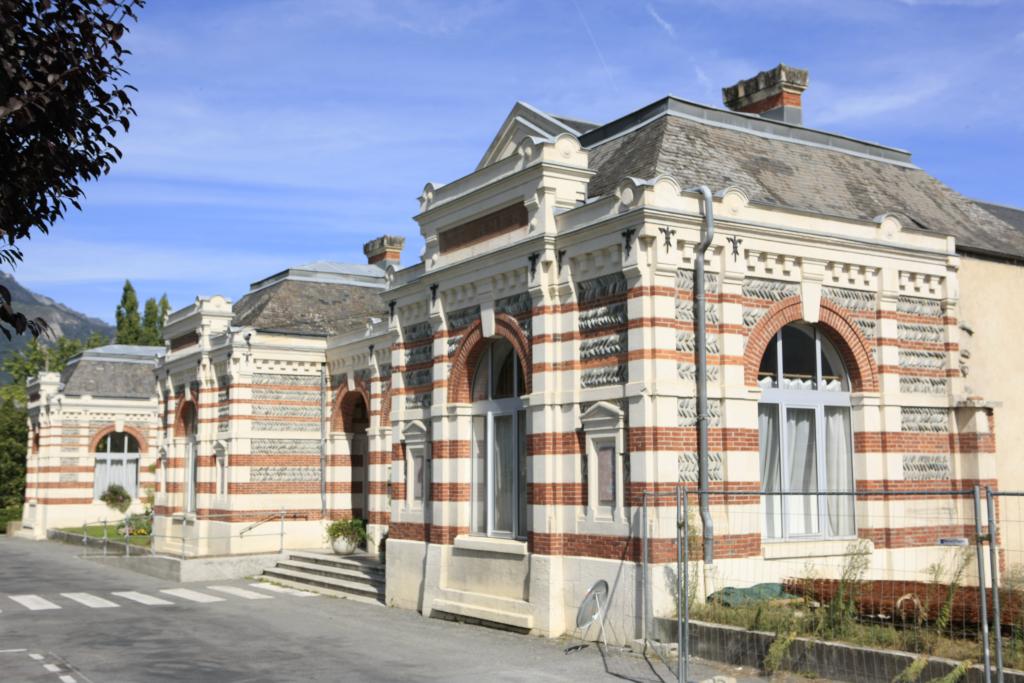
[854,318,877,340]
[252,404,320,418]
[580,333,626,361]
[675,269,720,294]
[253,373,318,387]
[579,303,627,332]
[252,421,319,433]
[900,376,948,394]
[447,335,462,357]
[406,392,433,409]
[447,305,480,331]
[678,398,722,428]
[581,364,627,388]
[252,388,319,402]
[577,272,627,305]
[899,350,946,371]
[60,457,77,467]
[495,292,532,317]
[250,439,320,455]
[405,344,433,366]
[742,307,765,328]
[676,331,720,354]
[402,368,432,389]
[677,364,720,382]
[675,299,720,324]
[742,278,799,302]
[902,453,951,481]
[822,286,877,313]
[250,467,320,483]
[898,322,944,343]
[59,473,78,483]
[402,321,433,343]
[897,296,943,318]
[900,407,948,433]
[679,451,724,483]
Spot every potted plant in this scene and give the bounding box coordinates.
[326,519,366,555]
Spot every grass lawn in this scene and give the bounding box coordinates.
[60,525,151,547]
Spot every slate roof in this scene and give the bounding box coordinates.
[975,200,1024,237]
[576,97,1024,262]
[232,262,388,336]
[60,345,163,399]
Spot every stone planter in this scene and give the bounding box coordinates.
[331,536,357,555]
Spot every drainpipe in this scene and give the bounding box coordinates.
[320,363,327,518]
[694,186,716,594]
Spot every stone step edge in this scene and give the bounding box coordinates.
[287,551,384,570]
[276,559,385,585]
[258,576,384,607]
[262,567,385,598]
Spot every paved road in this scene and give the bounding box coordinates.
[0,536,765,682]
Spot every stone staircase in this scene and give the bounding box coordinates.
[259,550,385,605]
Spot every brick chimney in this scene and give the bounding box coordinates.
[722,64,809,125]
[363,235,405,267]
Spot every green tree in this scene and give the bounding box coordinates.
[141,296,159,345]
[114,279,142,344]
[0,397,28,515]
[158,293,170,332]
[0,0,144,340]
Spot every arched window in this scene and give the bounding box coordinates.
[757,323,855,540]
[470,338,527,539]
[94,431,141,499]
[180,402,198,514]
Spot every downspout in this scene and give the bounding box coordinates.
[694,186,716,594]
[320,363,327,518]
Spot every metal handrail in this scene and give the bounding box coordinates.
[239,509,286,537]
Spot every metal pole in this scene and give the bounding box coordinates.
[682,488,690,683]
[642,494,649,647]
[124,518,130,557]
[974,486,992,682]
[693,185,716,595]
[279,508,285,554]
[319,364,327,518]
[987,488,1004,682]
[676,486,684,683]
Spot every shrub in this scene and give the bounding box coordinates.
[100,484,132,514]
[326,518,367,544]
[0,505,21,533]
[122,513,151,536]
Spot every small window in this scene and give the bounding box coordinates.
[216,451,228,496]
[596,443,616,506]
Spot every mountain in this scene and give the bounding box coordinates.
[0,272,115,383]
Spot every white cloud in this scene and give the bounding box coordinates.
[646,3,676,37]
[813,77,949,125]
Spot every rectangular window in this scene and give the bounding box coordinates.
[185,441,197,514]
[93,457,139,499]
[472,415,487,534]
[216,454,227,496]
[597,443,616,506]
[411,446,424,502]
[492,414,515,534]
[825,407,854,536]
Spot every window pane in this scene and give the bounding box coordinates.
[109,431,126,453]
[472,349,490,401]
[492,340,516,399]
[784,408,818,536]
[820,335,848,392]
[125,459,138,498]
[758,404,782,539]
[412,449,424,502]
[597,444,615,506]
[781,325,817,390]
[472,415,487,533]
[125,434,140,453]
[825,407,855,536]
[94,458,109,498]
[758,334,779,388]
[517,410,527,536]
[492,414,515,533]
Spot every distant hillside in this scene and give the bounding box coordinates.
[0,272,114,383]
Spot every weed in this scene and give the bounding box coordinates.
[893,655,929,683]
[764,628,797,675]
[933,659,971,683]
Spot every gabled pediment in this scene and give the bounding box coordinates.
[477,102,584,170]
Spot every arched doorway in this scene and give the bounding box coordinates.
[757,322,855,540]
[176,402,198,514]
[337,391,370,522]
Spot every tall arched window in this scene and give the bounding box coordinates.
[181,403,198,514]
[94,432,141,499]
[758,323,855,540]
[470,338,527,539]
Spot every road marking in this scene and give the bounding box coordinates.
[43,663,61,672]
[9,595,60,611]
[60,676,76,683]
[0,649,27,653]
[250,582,316,597]
[159,588,224,603]
[29,653,44,660]
[208,585,272,600]
[112,591,174,606]
[61,593,119,609]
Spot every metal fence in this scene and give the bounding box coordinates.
[641,487,1021,683]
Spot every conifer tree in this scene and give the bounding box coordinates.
[141,297,160,345]
[114,280,142,344]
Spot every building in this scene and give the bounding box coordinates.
[22,64,1024,645]
[21,345,163,537]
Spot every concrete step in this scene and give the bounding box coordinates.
[257,575,384,607]
[286,550,384,574]
[261,566,384,603]
[275,559,384,587]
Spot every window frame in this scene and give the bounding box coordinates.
[401,421,430,510]
[579,401,627,526]
[93,431,141,500]
[758,325,856,542]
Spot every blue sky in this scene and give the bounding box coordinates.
[12,0,1024,323]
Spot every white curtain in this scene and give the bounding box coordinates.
[785,408,818,536]
[471,416,487,533]
[93,457,139,498]
[758,405,782,539]
[93,458,109,499]
[492,414,514,533]
[826,407,855,536]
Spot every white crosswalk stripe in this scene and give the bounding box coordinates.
[159,588,224,603]
[43,664,61,673]
[61,592,119,609]
[112,591,173,606]
[250,582,316,597]
[207,585,272,600]
[59,676,77,683]
[9,595,60,611]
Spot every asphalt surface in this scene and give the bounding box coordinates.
[0,535,768,682]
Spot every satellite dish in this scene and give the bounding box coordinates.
[565,579,610,654]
